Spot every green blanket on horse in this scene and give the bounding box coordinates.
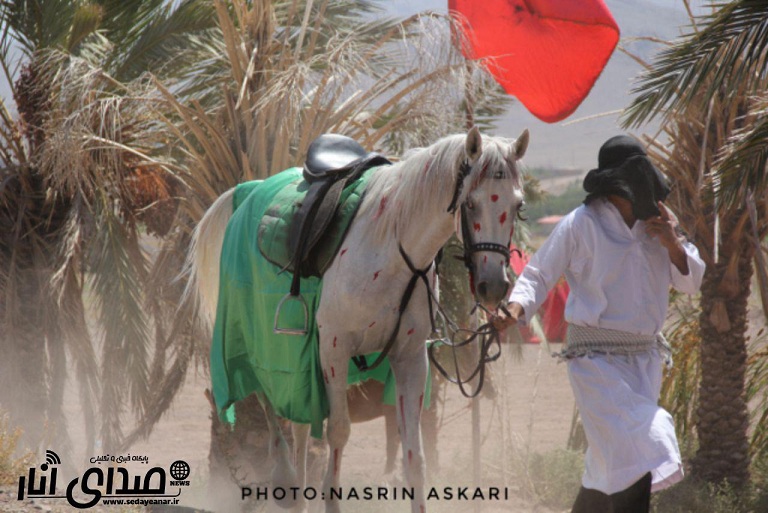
[211,167,409,438]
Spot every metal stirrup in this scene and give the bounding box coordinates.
[273,293,309,335]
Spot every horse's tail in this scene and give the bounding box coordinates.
[182,188,235,330]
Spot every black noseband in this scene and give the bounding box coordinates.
[467,242,511,260]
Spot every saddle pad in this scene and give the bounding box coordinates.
[256,167,375,275]
[211,167,419,439]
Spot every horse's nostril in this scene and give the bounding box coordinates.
[477,281,488,298]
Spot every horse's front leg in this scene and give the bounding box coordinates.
[319,335,351,513]
[292,422,311,488]
[390,346,428,513]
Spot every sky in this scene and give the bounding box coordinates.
[1,0,713,170]
[387,0,712,170]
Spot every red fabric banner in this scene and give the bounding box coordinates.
[449,0,620,123]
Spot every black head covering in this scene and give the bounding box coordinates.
[583,135,671,220]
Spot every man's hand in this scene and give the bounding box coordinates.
[645,201,683,251]
[492,301,524,331]
[645,201,689,275]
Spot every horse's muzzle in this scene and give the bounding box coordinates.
[476,278,510,310]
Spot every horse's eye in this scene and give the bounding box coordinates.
[517,202,528,221]
[493,170,505,179]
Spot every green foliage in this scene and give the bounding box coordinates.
[652,478,765,513]
[0,412,33,486]
[660,297,701,442]
[525,181,585,221]
[662,292,768,465]
[746,330,768,462]
[527,449,583,510]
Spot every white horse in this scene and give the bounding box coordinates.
[188,126,528,513]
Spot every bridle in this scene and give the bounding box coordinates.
[428,157,522,397]
[449,158,518,291]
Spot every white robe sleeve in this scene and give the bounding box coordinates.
[670,241,705,295]
[509,212,576,321]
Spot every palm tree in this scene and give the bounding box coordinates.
[622,0,768,487]
[0,0,218,455]
[1,0,513,476]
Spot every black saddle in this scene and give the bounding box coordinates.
[303,134,373,182]
[275,134,390,334]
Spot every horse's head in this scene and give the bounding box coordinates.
[454,126,528,311]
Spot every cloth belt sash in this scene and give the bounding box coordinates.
[556,324,672,366]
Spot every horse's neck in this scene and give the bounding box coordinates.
[379,161,457,269]
[397,211,454,270]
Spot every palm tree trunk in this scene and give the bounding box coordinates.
[693,237,753,486]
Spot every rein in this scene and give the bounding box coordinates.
[352,244,435,373]
[427,303,505,398]
[353,242,503,401]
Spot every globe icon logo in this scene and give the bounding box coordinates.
[169,460,190,481]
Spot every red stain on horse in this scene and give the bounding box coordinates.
[499,211,507,225]
[333,336,337,348]
[368,321,376,328]
[399,395,406,437]
[375,196,388,219]
[323,369,329,384]
[334,448,339,476]
[373,270,381,281]
[473,222,481,232]
[331,366,335,378]
[407,328,415,335]
[491,194,499,202]
[340,248,348,258]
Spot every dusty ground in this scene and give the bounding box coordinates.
[1,342,575,513]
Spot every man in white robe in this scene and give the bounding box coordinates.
[494,135,705,513]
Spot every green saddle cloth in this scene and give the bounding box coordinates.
[252,167,371,275]
[211,167,429,439]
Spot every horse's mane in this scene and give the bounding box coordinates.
[360,133,523,243]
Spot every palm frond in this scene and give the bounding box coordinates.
[88,209,151,452]
[0,0,79,55]
[108,0,217,82]
[66,3,104,53]
[713,101,768,212]
[623,0,768,128]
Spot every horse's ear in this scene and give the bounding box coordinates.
[465,126,483,162]
[513,129,530,159]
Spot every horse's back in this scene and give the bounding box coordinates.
[211,168,329,436]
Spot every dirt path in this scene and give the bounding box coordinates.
[2,342,574,513]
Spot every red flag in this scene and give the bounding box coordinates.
[449,0,620,123]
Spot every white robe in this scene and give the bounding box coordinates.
[509,198,705,494]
